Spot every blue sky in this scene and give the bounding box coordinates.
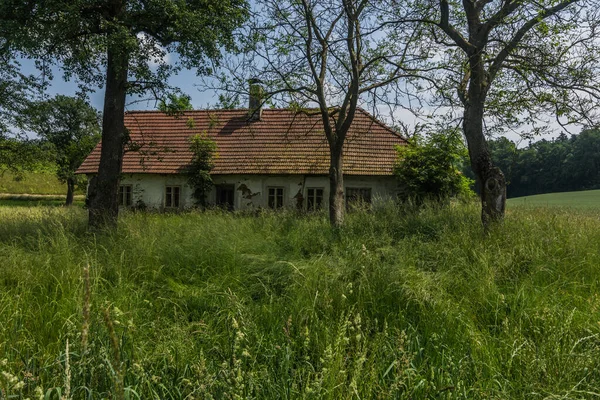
[19,58,220,112]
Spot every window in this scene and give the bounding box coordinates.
[306,188,324,211]
[118,185,132,207]
[346,187,372,208]
[216,184,235,210]
[267,187,284,209]
[165,186,181,208]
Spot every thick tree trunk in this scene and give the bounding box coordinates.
[463,101,506,228]
[88,45,128,229]
[329,144,345,228]
[461,47,507,228]
[65,177,75,206]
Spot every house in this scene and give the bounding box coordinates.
[76,102,406,211]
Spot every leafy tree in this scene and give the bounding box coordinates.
[1,0,249,227]
[26,95,101,205]
[213,0,421,227]
[387,0,600,227]
[187,133,217,208]
[394,130,474,202]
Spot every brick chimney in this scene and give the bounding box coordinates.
[248,78,264,121]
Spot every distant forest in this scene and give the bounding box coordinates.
[475,128,600,198]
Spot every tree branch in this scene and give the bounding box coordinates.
[487,0,581,83]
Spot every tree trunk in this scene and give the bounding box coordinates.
[461,47,507,228]
[87,44,128,229]
[329,144,345,228]
[65,177,75,206]
[463,100,506,228]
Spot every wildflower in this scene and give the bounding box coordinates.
[2,371,18,385]
[13,381,25,390]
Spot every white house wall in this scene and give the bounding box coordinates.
[113,173,398,211]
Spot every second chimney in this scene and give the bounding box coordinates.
[248,78,264,121]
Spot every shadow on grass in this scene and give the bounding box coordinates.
[0,199,85,207]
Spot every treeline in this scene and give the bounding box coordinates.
[485,128,600,198]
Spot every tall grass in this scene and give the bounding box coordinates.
[1,203,599,399]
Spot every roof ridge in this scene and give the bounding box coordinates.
[124,108,326,115]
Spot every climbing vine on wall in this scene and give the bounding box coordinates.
[187,133,218,207]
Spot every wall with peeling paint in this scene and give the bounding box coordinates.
[114,173,399,211]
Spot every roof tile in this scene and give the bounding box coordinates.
[77,108,406,176]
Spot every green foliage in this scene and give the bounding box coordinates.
[1,203,600,398]
[394,130,474,202]
[1,0,250,98]
[25,95,100,185]
[187,133,217,207]
[0,138,54,176]
[0,33,48,137]
[158,93,193,117]
[217,93,242,109]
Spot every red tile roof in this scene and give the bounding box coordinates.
[77,108,406,176]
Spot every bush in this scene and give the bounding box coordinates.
[394,129,474,202]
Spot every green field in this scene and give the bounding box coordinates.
[0,170,67,195]
[509,189,600,208]
[1,202,599,399]
[0,170,88,197]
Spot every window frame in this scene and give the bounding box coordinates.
[306,187,324,211]
[267,186,285,209]
[165,185,182,209]
[345,187,372,208]
[215,184,235,210]
[118,185,133,207]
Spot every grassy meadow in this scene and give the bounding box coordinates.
[508,189,600,208]
[0,171,85,207]
[0,171,67,195]
[1,202,600,399]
